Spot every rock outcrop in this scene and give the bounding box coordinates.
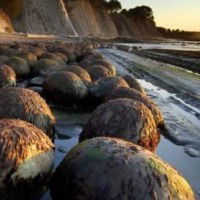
[0,0,159,38]
[0,8,13,33]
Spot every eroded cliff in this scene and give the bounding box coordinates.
[0,0,160,39]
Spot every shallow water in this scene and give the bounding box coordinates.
[157,137,200,199]
[40,46,200,199]
[117,41,200,51]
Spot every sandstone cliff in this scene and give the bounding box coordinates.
[0,0,160,39]
[65,0,118,38]
[13,0,77,36]
[0,8,13,33]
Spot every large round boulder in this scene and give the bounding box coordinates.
[18,52,38,69]
[88,77,129,100]
[80,98,160,152]
[0,88,55,139]
[43,72,88,103]
[79,98,160,151]
[0,65,16,88]
[79,58,91,69]
[86,65,113,81]
[0,119,54,199]
[51,137,194,200]
[65,65,91,82]
[123,74,146,95]
[33,58,66,75]
[90,59,116,76]
[6,56,30,77]
[105,87,164,126]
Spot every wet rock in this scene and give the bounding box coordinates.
[65,65,91,82]
[90,58,116,76]
[51,137,195,200]
[17,80,29,88]
[184,144,200,157]
[18,52,38,69]
[80,98,160,152]
[43,72,88,104]
[0,65,16,88]
[30,76,44,86]
[105,87,165,127]
[86,65,113,81]
[6,56,30,77]
[33,59,66,75]
[0,119,54,199]
[79,58,91,68]
[0,87,55,139]
[55,121,83,139]
[88,76,129,101]
[123,74,146,95]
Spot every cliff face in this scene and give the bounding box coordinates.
[65,0,118,38]
[14,0,77,36]
[0,0,159,39]
[0,8,13,33]
[112,15,160,38]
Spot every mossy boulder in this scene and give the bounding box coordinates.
[79,58,91,69]
[0,119,54,199]
[80,98,159,152]
[90,59,116,76]
[18,52,38,69]
[33,59,66,75]
[6,56,30,77]
[123,74,146,95]
[51,137,194,200]
[0,65,16,88]
[65,65,91,82]
[105,87,164,126]
[43,72,88,103]
[88,77,129,101]
[0,87,55,139]
[86,65,113,81]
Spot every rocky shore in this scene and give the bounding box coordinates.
[0,40,196,199]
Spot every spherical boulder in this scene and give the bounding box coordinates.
[40,52,64,62]
[65,65,91,82]
[0,87,55,139]
[105,87,164,126]
[18,52,38,68]
[79,58,91,69]
[86,65,113,81]
[80,98,159,152]
[123,74,146,95]
[51,137,194,200]
[43,71,88,103]
[0,65,16,88]
[6,56,30,77]
[90,59,116,76]
[88,76,129,100]
[33,59,66,75]
[0,119,54,198]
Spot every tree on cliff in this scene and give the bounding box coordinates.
[90,0,121,13]
[105,0,122,13]
[121,5,154,21]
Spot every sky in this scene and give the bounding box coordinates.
[120,0,200,31]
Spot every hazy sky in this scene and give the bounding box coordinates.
[120,0,200,31]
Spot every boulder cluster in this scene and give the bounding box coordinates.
[0,40,194,200]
